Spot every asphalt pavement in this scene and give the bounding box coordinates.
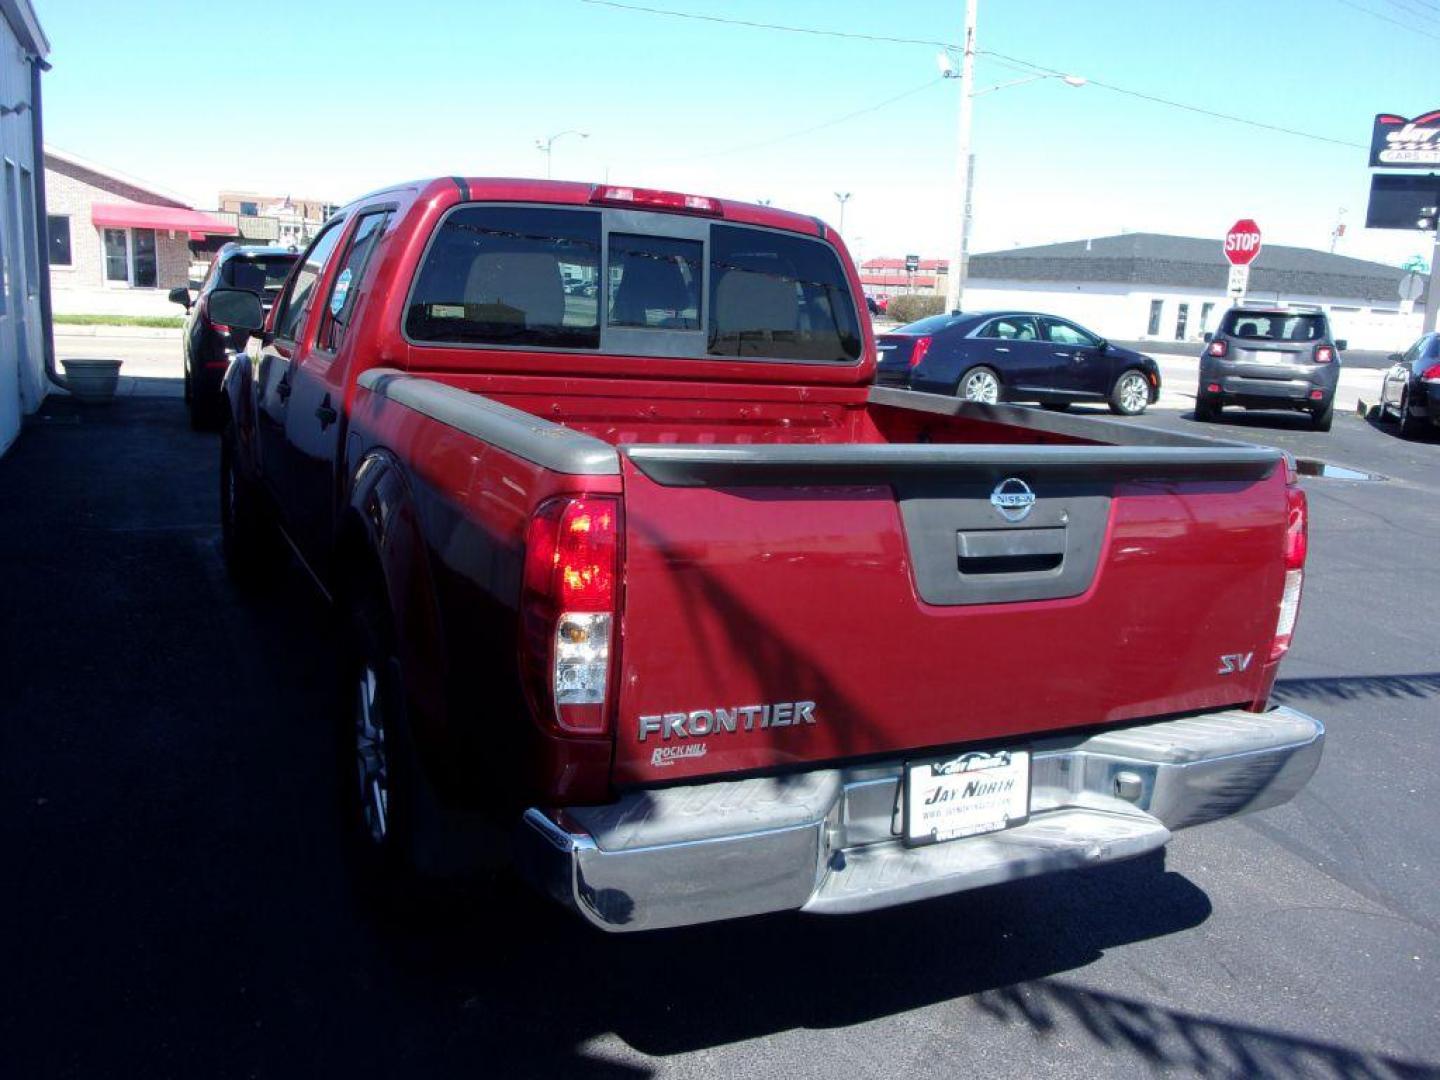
[2,384,1438,1079]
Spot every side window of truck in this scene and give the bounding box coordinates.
[274,223,346,344]
[707,224,860,363]
[316,210,390,352]
[405,206,601,349]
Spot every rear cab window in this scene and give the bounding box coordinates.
[221,255,297,303]
[1221,311,1326,342]
[404,204,860,364]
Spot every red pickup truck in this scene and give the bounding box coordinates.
[212,178,1323,931]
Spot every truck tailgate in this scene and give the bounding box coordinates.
[612,442,1286,786]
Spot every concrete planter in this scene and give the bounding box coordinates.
[59,358,124,403]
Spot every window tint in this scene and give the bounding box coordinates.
[978,316,1038,341]
[608,233,701,330]
[1041,318,1098,347]
[1221,311,1325,342]
[275,224,345,342]
[319,212,388,351]
[47,214,71,267]
[220,255,297,296]
[406,206,600,348]
[900,314,960,335]
[708,224,860,362]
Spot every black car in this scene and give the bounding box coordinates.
[1196,303,1344,431]
[875,311,1160,415]
[1376,331,1440,439]
[170,244,298,429]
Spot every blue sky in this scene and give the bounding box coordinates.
[38,0,1438,268]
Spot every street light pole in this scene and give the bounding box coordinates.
[536,130,589,179]
[834,191,851,234]
[944,0,978,316]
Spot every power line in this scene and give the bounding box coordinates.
[1333,0,1440,39]
[583,1,1371,152]
[980,47,1368,150]
[578,0,956,48]
[648,78,946,163]
[1377,0,1440,20]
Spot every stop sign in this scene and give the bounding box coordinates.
[1224,219,1263,266]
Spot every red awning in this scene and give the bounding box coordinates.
[92,203,238,241]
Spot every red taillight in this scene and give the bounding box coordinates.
[213,323,232,335]
[909,335,933,369]
[521,496,621,735]
[590,185,722,216]
[1313,345,1335,364]
[1270,484,1307,662]
[1207,339,1228,357]
[1422,362,1440,381]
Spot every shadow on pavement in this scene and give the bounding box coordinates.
[1274,672,1440,705]
[973,980,1437,1078]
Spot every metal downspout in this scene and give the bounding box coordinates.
[28,56,64,391]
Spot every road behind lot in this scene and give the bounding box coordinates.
[2,388,1438,1079]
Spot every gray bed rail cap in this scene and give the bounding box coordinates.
[356,368,621,476]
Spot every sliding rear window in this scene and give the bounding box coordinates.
[405,206,601,348]
[708,224,860,363]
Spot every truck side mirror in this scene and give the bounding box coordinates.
[167,286,191,311]
[1387,352,1404,364]
[1334,339,1348,351]
[208,288,265,332]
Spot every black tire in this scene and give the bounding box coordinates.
[189,392,219,432]
[1041,402,1071,412]
[1108,368,1150,416]
[1311,400,1334,432]
[1194,397,1220,423]
[1398,388,1423,440]
[339,583,420,908]
[219,431,273,585]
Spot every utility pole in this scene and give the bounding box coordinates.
[944,0,978,316]
[834,192,851,234]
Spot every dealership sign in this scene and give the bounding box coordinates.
[1371,111,1440,167]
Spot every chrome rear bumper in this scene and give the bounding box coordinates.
[516,706,1323,932]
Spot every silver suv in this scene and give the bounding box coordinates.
[1195,303,1345,431]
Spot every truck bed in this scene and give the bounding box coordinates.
[354,370,1289,789]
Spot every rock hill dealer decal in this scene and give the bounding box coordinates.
[1371,111,1440,168]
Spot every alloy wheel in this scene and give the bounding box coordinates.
[355,665,389,845]
[962,369,1000,404]
[1118,372,1149,414]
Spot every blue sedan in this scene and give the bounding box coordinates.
[875,311,1161,415]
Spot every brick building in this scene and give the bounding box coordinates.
[45,147,236,316]
[217,189,338,248]
[860,257,951,297]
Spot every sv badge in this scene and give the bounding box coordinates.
[1217,653,1254,675]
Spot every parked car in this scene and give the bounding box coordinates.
[864,295,879,316]
[170,244,299,429]
[875,311,1160,415]
[1376,332,1440,439]
[1195,303,1344,431]
[211,177,1321,932]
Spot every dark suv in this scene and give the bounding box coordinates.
[170,244,298,429]
[1195,303,1345,431]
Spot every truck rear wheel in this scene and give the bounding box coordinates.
[339,583,426,910]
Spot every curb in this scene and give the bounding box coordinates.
[54,324,183,340]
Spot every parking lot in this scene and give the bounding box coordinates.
[3,371,1438,1078]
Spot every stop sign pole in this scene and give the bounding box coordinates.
[1224,219,1262,298]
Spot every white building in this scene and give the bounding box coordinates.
[964,233,1420,352]
[0,0,49,458]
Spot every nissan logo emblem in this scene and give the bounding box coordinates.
[990,477,1036,523]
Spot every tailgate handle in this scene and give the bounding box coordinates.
[958,527,1065,575]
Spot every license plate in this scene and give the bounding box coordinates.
[903,749,1030,846]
